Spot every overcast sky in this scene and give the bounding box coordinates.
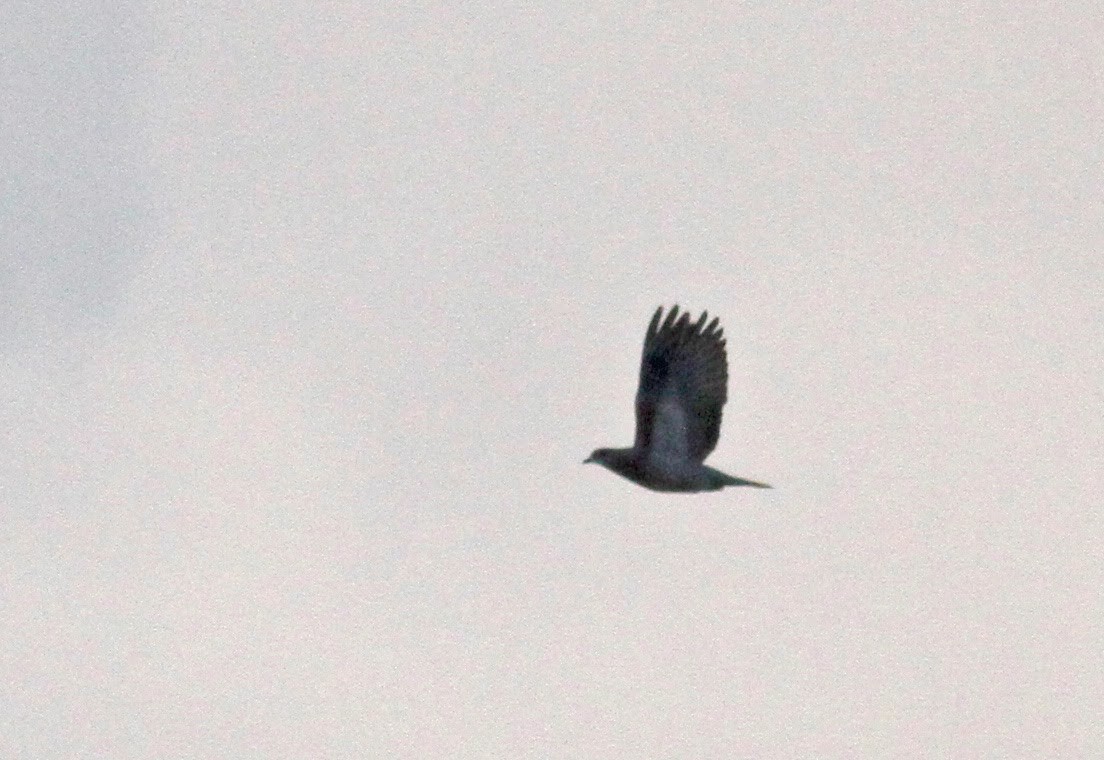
[3,2,1102,757]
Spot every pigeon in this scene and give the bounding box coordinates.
[585,305,771,492]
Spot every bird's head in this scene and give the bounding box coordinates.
[583,448,615,467]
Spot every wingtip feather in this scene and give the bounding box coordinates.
[646,306,663,341]
[661,305,680,333]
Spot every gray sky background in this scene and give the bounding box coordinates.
[3,2,1102,757]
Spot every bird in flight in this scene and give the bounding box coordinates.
[585,305,770,492]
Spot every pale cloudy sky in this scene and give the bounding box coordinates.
[2,2,1102,758]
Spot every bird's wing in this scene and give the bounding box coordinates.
[634,305,729,463]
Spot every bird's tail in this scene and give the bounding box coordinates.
[702,466,772,490]
[713,468,772,489]
[727,477,771,489]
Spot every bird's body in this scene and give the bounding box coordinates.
[585,305,770,492]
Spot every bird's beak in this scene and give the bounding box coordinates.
[583,455,594,464]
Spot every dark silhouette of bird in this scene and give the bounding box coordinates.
[585,305,770,492]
